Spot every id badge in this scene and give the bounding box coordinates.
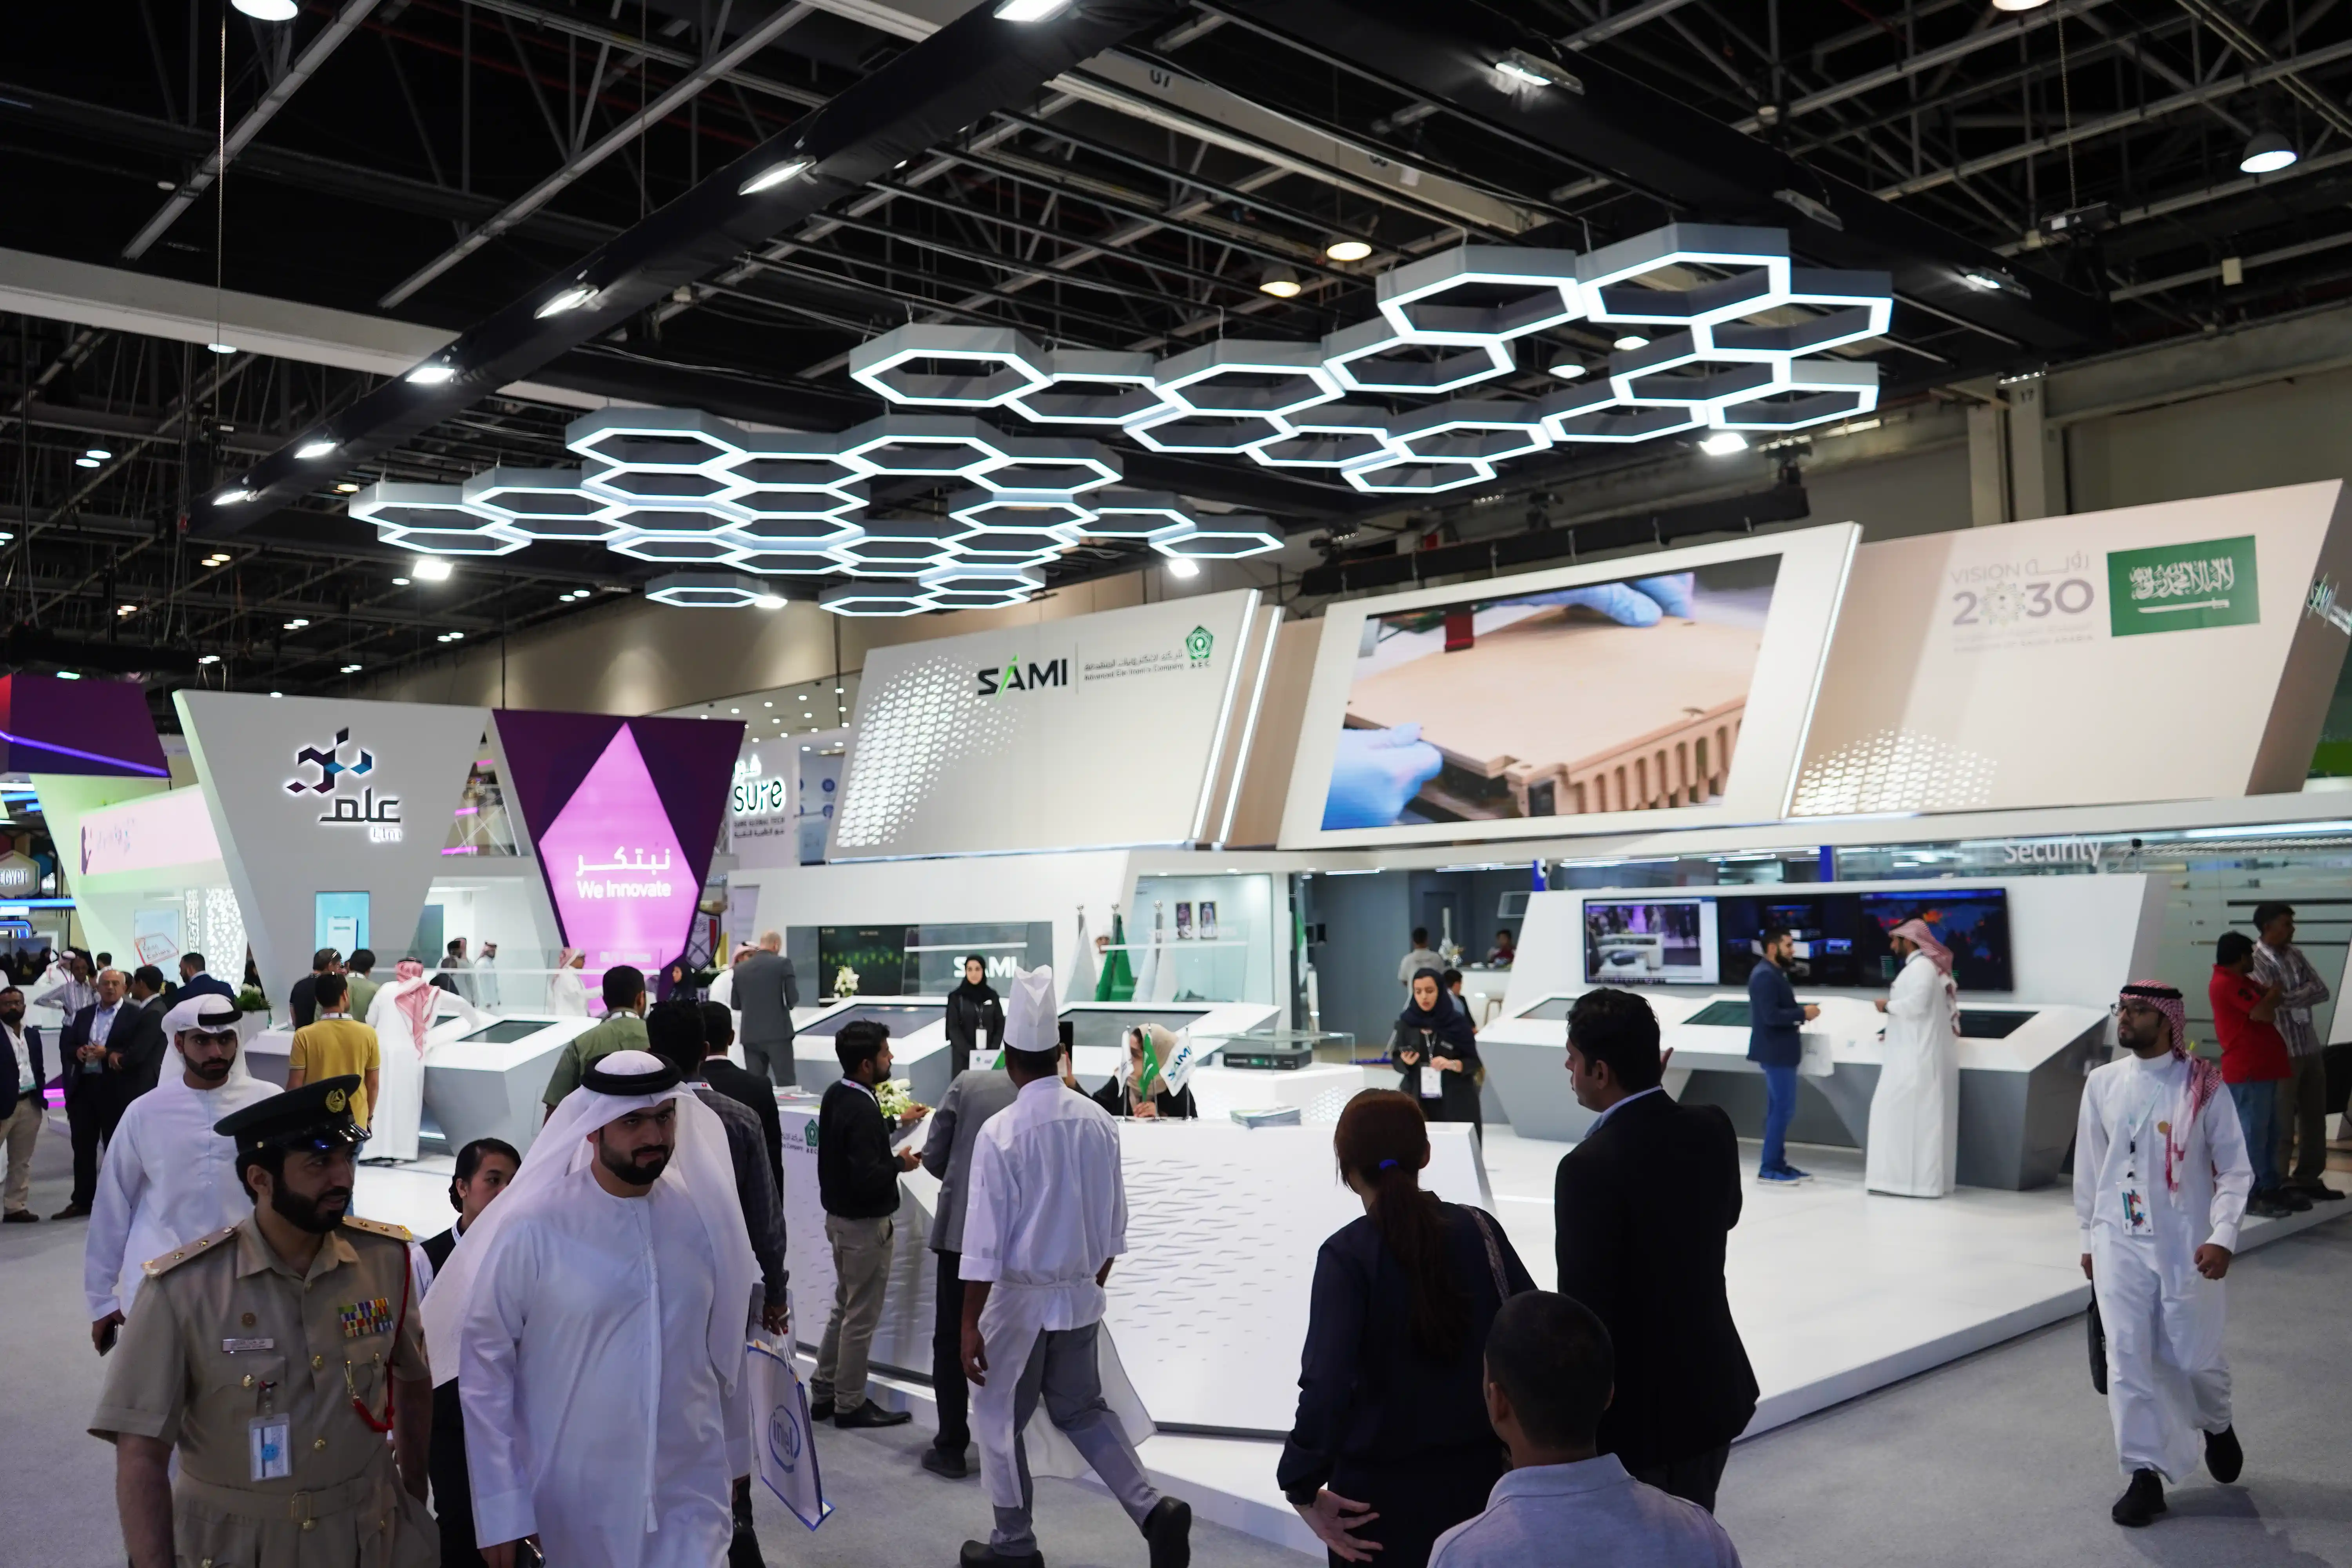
[2118,1183,2153,1238]
[1419,1063,1445,1098]
[249,1414,292,1482]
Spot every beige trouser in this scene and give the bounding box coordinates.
[814,1214,894,1410]
[0,1098,39,1214]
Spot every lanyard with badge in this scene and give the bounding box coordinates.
[2117,1078,2164,1239]
[1416,1029,1445,1099]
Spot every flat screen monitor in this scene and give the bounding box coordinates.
[1716,898,1838,986]
[799,1002,942,1038]
[1682,999,1753,1029]
[1058,1007,1209,1053]
[815,926,910,997]
[459,1020,549,1045]
[1855,889,2014,992]
[1583,897,1719,985]
[1519,996,1577,1022]
[1958,1008,2031,1039]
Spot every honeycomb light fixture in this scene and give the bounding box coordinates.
[368,224,1886,613]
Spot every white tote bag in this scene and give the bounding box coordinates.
[746,1340,832,1529]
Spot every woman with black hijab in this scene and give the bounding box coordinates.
[942,954,1004,1075]
[1393,968,1483,1138]
[655,953,697,1006]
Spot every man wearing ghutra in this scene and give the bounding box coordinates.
[2075,981,2255,1527]
[427,1049,760,1568]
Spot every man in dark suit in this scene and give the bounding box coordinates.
[1553,986,1757,1514]
[733,932,800,1086]
[698,1000,783,1196]
[1746,925,1819,1183]
[54,969,166,1216]
[0,985,47,1221]
[175,952,235,1003]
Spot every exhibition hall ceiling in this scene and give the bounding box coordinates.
[3,3,2350,668]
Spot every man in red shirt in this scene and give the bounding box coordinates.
[2210,931,2301,1219]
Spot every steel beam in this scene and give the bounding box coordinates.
[124,0,384,260]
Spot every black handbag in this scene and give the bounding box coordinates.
[2086,1296,2107,1395]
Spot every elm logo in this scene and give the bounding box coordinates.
[976,657,1069,697]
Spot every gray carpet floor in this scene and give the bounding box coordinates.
[8,1112,2349,1567]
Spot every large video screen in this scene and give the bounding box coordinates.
[1584,898,1720,986]
[1855,889,2014,993]
[1716,897,1848,987]
[1319,555,1782,830]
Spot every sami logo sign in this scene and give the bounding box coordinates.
[2105,536,2259,637]
[976,657,1069,697]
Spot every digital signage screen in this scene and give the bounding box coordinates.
[1583,898,1720,986]
[1319,555,1782,831]
[1855,889,2014,993]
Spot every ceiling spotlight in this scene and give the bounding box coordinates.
[753,593,788,610]
[341,663,363,674]
[994,0,1075,17]
[83,447,112,461]
[1612,334,1649,352]
[1168,556,1201,579]
[231,0,298,18]
[74,456,100,469]
[283,618,310,630]
[1548,359,1588,379]
[535,283,600,318]
[196,654,220,666]
[406,362,459,385]
[54,671,80,681]
[1259,263,1304,299]
[269,691,283,699]
[1699,431,1749,456]
[207,342,237,355]
[1960,270,2005,291]
[1324,238,1373,263]
[295,438,338,460]
[1495,51,1582,91]
[214,487,254,505]
[739,155,814,195]
[391,576,412,586]
[413,557,454,582]
[116,604,136,616]
[1990,0,2052,10]
[2240,129,2298,175]
[334,481,360,494]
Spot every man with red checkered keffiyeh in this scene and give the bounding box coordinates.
[2074,980,2256,1528]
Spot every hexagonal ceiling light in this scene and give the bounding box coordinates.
[645,571,785,609]
[849,324,1052,408]
[819,579,936,617]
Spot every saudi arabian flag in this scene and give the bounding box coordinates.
[1097,909,1136,1002]
[1135,1024,1204,1100]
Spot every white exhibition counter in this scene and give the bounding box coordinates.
[777,1062,1477,1436]
[1479,991,2107,1190]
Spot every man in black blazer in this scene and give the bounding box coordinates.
[697,1000,783,1196]
[0,985,47,1221]
[55,969,165,1216]
[1553,986,1758,1513]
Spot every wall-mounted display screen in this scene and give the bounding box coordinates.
[1584,898,1720,985]
[1321,557,1782,830]
[816,926,911,998]
[1855,889,2014,992]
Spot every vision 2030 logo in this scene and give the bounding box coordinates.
[976,657,1069,697]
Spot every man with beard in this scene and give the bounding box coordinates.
[91,1076,436,1568]
[85,995,281,1352]
[427,1049,759,1568]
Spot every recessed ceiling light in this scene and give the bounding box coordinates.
[730,708,740,714]
[406,363,458,385]
[84,447,112,461]
[54,671,80,680]
[1990,0,2052,10]
[116,604,136,615]
[1699,431,1749,456]
[448,630,465,641]
[1168,557,1201,579]
[269,690,283,698]
[535,283,599,318]
[994,0,1074,18]
[214,488,254,505]
[1612,334,1649,351]
[1961,270,2005,291]
[739,156,813,194]
[334,481,360,494]
[232,0,298,18]
[413,558,453,581]
[392,576,411,586]
[283,618,309,630]
[764,701,774,708]
[341,663,363,673]
[753,593,787,609]
[197,654,220,666]
[295,438,338,460]
[1324,238,1372,263]
[74,456,99,469]
[1549,359,1587,379]
[207,342,237,355]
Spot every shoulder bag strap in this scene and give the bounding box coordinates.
[1465,1205,1517,1300]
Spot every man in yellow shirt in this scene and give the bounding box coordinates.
[285,973,381,1127]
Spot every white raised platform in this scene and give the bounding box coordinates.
[350,1119,2350,1559]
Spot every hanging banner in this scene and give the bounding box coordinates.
[176,693,490,998]
[492,711,743,975]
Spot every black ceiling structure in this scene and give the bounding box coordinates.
[5,0,2352,699]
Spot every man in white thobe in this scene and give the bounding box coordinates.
[959,967,1191,1568]
[82,994,278,1352]
[427,1049,759,1568]
[2076,980,2254,1528]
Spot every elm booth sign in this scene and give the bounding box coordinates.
[829,589,1269,859]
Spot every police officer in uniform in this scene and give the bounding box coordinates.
[90,1076,438,1568]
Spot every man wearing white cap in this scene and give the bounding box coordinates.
[960,966,1192,1568]
[82,993,278,1354]
[426,1049,760,1568]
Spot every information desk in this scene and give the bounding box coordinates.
[778,1090,1486,1435]
[247,1014,599,1159]
[1479,990,2107,1190]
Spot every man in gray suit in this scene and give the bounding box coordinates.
[735,930,800,1085]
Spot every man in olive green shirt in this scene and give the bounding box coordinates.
[343,949,382,1027]
[539,964,650,1113]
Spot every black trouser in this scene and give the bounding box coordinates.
[429,1381,486,1568]
[1327,1442,1506,1568]
[933,1249,970,1453]
[1632,1443,1731,1514]
[66,1083,103,1209]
